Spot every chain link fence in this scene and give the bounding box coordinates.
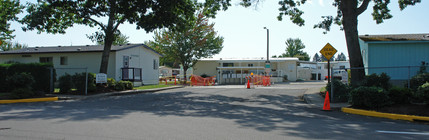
[49,67,89,95]
[329,65,429,102]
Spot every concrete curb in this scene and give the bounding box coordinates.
[342,107,429,122]
[0,97,58,104]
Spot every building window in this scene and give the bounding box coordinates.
[340,65,345,69]
[223,63,234,67]
[60,56,68,65]
[153,59,158,70]
[39,57,53,63]
[248,64,253,67]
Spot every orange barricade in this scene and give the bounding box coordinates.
[245,74,271,88]
[190,75,216,86]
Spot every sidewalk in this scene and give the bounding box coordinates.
[302,87,349,110]
[47,86,184,100]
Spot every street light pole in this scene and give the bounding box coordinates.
[263,27,269,63]
[263,27,270,76]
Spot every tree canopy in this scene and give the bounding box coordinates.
[87,31,129,45]
[0,0,24,40]
[238,0,421,85]
[277,38,309,61]
[153,9,224,84]
[0,41,27,51]
[21,0,199,74]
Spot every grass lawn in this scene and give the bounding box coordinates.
[320,87,326,93]
[134,84,176,90]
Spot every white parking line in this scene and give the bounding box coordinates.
[376,130,429,135]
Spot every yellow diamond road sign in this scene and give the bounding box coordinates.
[320,43,337,60]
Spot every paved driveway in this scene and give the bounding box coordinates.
[1,82,428,140]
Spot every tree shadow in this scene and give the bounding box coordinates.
[0,90,427,139]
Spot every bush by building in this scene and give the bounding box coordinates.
[387,86,412,104]
[414,82,429,103]
[325,79,350,102]
[410,73,429,91]
[349,86,391,109]
[115,81,133,91]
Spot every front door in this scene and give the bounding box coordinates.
[123,56,130,79]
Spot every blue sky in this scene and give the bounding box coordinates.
[9,0,429,60]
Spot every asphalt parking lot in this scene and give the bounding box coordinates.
[1,82,429,140]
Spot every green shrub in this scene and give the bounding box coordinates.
[58,73,73,93]
[0,65,9,92]
[7,63,53,93]
[410,73,429,91]
[326,79,350,102]
[10,88,34,99]
[414,82,429,103]
[115,81,133,91]
[349,87,391,109]
[361,73,391,90]
[6,72,35,90]
[71,72,96,92]
[387,86,412,104]
[107,78,116,89]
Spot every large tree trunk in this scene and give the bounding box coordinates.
[99,14,115,74]
[341,1,366,86]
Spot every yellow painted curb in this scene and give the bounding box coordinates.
[0,97,58,104]
[342,107,429,122]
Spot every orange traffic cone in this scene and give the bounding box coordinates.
[322,91,331,111]
[247,79,250,89]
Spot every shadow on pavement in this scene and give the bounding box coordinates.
[0,89,427,140]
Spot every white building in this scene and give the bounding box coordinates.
[299,61,350,80]
[193,57,299,84]
[0,44,161,86]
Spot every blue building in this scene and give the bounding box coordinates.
[359,33,429,84]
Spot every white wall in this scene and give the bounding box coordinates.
[193,61,218,77]
[0,52,116,79]
[115,46,160,85]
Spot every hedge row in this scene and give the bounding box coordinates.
[0,63,53,93]
[327,72,429,109]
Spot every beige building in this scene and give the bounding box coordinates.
[0,44,161,86]
[193,57,299,84]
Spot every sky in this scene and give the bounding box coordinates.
[8,0,429,60]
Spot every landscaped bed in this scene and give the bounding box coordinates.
[323,72,429,117]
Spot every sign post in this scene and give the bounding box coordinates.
[319,43,337,84]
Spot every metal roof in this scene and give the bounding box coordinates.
[0,43,162,56]
[359,33,429,42]
[199,57,299,62]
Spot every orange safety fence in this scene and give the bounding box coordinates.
[245,74,271,87]
[190,75,216,86]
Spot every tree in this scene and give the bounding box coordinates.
[278,38,309,61]
[153,10,224,84]
[0,0,24,40]
[21,0,199,74]
[145,40,180,68]
[239,0,421,86]
[336,52,347,61]
[312,53,321,62]
[87,31,129,45]
[0,41,27,51]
